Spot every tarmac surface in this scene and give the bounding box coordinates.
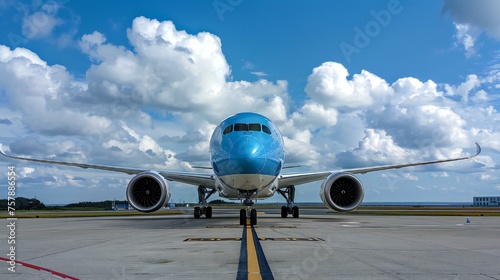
[1,208,500,280]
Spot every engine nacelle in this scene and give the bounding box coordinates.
[320,172,364,212]
[126,171,170,213]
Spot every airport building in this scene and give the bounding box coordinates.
[473,196,500,206]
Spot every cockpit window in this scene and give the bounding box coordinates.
[262,125,271,134]
[234,123,247,131]
[226,123,270,135]
[248,123,261,131]
[223,125,233,134]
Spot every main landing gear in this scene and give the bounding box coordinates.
[239,191,258,226]
[194,186,216,219]
[277,186,299,218]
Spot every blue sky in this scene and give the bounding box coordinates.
[0,0,499,204]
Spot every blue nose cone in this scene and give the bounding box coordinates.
[229,136,267,174]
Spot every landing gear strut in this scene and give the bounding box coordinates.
[278,186,299,218]
[194,185,216,219]
[239,190,258,226]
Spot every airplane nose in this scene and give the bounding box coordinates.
[229,136,267,174]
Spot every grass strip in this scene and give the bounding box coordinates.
[0,210,185,219]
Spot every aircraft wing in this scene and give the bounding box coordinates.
[278,143,481,187]
[0,145,216,188]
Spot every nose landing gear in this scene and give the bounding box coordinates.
[239,190,258,226]
[240,208,257,226]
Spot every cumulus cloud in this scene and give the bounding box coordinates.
[306,63,469,153]
[1,17,297,174]
[443,0,500,56]
[452,23,479,58]
[305,62,391,110]
[80,17,289,128]
[0,45,114,136]
[291,102,338,130]
[335,129,410,168]
[13,0,80,47]
[304,61,496,171]
[79,31,107,61]
[0,16,497,202]
[22,11,62,39]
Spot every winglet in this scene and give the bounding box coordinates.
[283,165,301,169]
[189,164,213,170]
[473,142,481,157]
[0,144,15,159]
[0,143,6,156]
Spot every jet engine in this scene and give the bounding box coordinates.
[320,172,364,212]
[126,171,170,212]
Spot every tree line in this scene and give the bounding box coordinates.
[0,197,127,211]
[0,197,236,211]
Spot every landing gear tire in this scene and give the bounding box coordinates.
[239,209,246,225]
[281,206,288,218]
[196,185,216,219]
[292,206,299,218]
[194,207,201,219]
[250,209,257,226]
[206,206,213,218]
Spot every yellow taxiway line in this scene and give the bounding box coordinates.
[246,219,262,280]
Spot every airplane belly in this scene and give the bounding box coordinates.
[220,174,275,190]
[215,174,277,199]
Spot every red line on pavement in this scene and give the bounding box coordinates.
[0,257,79,280]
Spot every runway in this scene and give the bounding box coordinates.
[1,208,500,279]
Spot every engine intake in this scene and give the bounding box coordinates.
[320,172,364,212]
[126,171,170,212]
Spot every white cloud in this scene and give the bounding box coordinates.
[251,72,268,77]
[80,17,290,128]
[443,0,500,56]
[444,74,481,102]
[431,172,449,178]
[79,31,107,60]
[303,60,498,173]
[305,62,391,110]
[1,16,498,203]
[480,174,496,181]
[19,167,35,178]
[291,102,338,130]
[0,45,113,136]
[471,90,489,103]
[242,61,255,69]
[336,129,410,167]
[283,136,320,166]
[453,23,479,58]
[403,173,418,181]
[22,11,61,39]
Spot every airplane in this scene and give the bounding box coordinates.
[0,112,481,225]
